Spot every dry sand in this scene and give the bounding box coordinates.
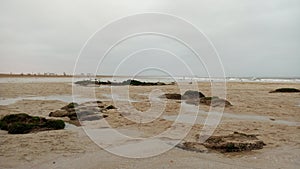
[0,79,299,168]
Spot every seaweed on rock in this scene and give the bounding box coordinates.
[0,113,65,134]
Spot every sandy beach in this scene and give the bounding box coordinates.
[0,77,299,169]
[1,0,300,168]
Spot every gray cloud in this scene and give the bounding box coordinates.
[0,0,299,77]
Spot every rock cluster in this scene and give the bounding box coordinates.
[49,101,116,126]
[162,90,232,107]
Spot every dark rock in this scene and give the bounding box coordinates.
[113,79,167,86]
[161,93,182,100]
[43,120,65,130]
[0,113,65,134]
[116,79,167,86]
[182,90,205,99]
[7,123,34,134]
[106,105,116,109]
[270,88,300,93]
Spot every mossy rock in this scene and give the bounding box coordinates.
[270,88,300,93]
[43,120,65,130]
[0,113,65,134]
[8,123,34,134]
[1,113,30,124]
[0,120,7,130]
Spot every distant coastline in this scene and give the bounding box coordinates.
[1,73,299,79]
[0,73,112,78]
[0,73,73,78]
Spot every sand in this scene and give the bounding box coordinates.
[0,79,299,168]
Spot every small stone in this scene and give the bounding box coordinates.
[106,105,116,109]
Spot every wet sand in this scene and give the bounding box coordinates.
[0,79,299,168]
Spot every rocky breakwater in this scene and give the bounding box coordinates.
[75,79,175,86]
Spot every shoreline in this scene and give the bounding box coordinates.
[1,73,299,79]
[0,75,299,84]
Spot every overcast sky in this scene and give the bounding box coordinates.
[0,0,299,77]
